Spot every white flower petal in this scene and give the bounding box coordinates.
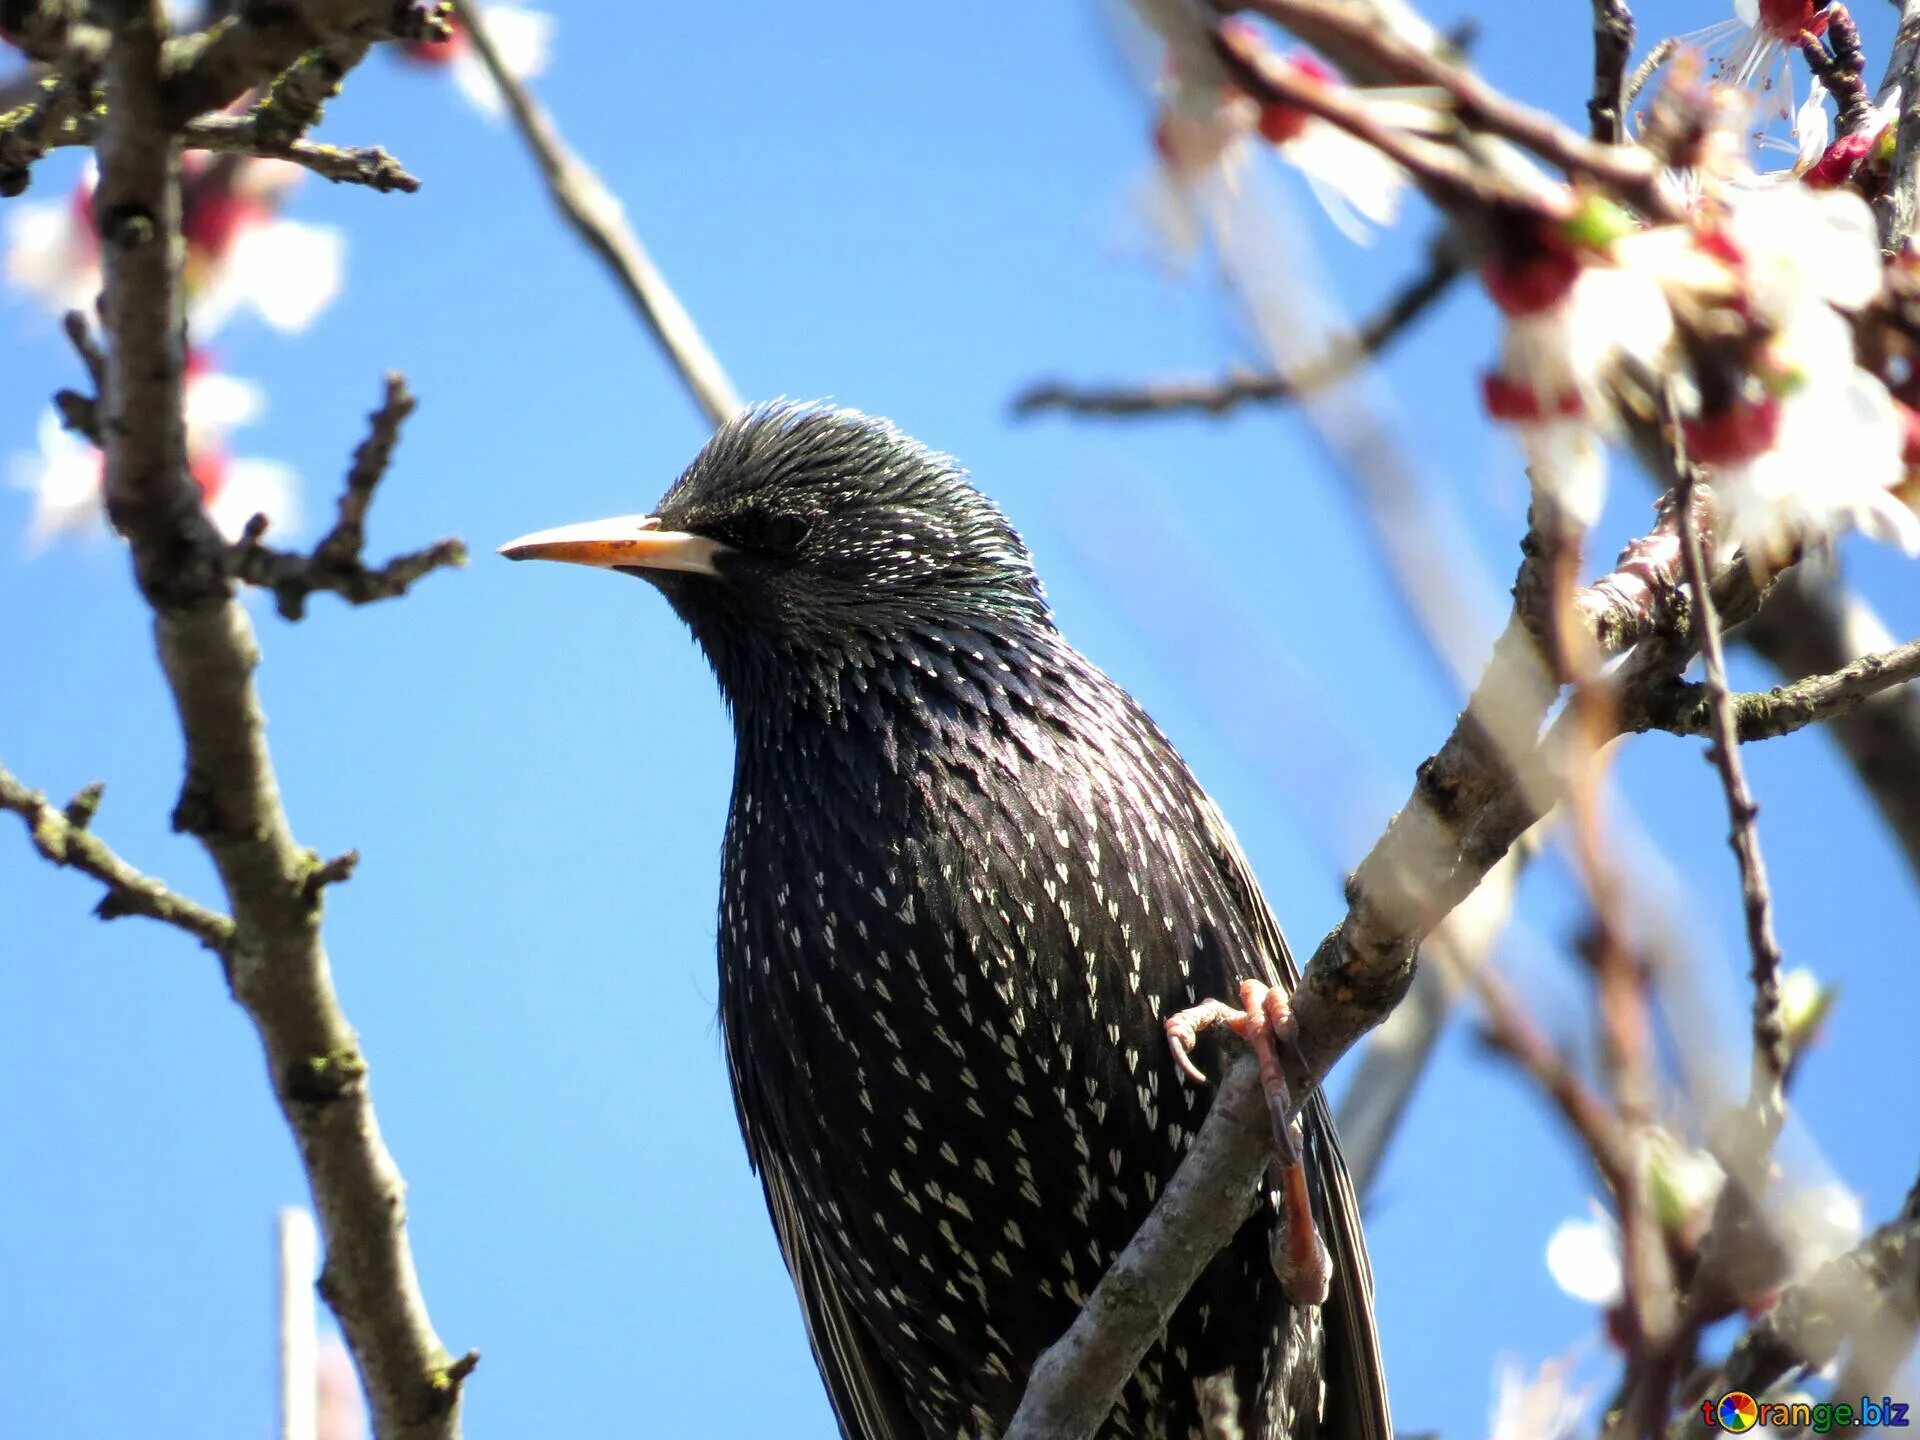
[1770,1183,1865,1283]
[200,218,344,335]
[1288,124,1405,239]
[4,196,99,315]
[184,370,266,435]
[12,411,105,549]
[204,458,299,543]
[1726,186,1883,316]
[1523,420,1608,530]
[1793,80,1832,173]
[1546,1207,1623,1305]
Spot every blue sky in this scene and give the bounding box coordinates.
[3,3,1917,1436]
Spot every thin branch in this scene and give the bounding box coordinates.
[183,114,419,190]
[224,374,468,620]
[449,0,741,427]
[90,5,471,1436]
[1212,23,1544,215]
[1232,0,1682,221]
[54,308,107,444]
[1629,636,1920,743]
[0,763,235,949]
[1012,241,1462,418]
[0,64,88,192]
[1587,0,1634,144]
[1674,473,1789,1120]
[155,0,431,127]
[1740,572,1920,883]
[1468,954,1633,1191]
[1624,39,1677,107]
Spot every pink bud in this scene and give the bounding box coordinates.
[1804,132,1872,190]
[1683,397,1782,465]
[191,448,229,504]
[401,16,466,64]
[182,189,269,264]
[1482,373,1544,421]
[1898,402,1920,466]
[1481,246,1582,317]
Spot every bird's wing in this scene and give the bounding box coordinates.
[760,1149,922,1440]
[1196,796,1395,1440]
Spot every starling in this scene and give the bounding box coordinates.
[501,403,1389,1440]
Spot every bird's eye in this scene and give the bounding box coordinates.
[726,511,812,557]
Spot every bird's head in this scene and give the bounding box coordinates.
[500,402,1051,699]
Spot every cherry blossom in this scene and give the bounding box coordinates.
[1135,14,1410,258]
[400,4,553,119]
[12,361,298,550]
[1479,202,1679,525]
[1680,0,1831,138]
[3,156,341,336]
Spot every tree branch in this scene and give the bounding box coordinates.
[0,763,235,949]
[1011,241,1461,418]
[1230,0,1681,222]
[155,0,433,128]
[1587,0,1634,144]
[1740,573,1920,882]
[225,374,467,620]
[1629,636,1920,744]
[1674,469,1788,1120]
[449,0,741,427]
[89,4,472,1435]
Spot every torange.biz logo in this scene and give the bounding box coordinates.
[1702,1393,1911,1433]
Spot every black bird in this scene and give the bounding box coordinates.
[501,403,1389,1440]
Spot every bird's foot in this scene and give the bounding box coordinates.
[1164,979,1331,1306]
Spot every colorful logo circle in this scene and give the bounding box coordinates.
[1717,1392,1760,1433]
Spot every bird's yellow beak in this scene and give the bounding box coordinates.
[497,513,726,578]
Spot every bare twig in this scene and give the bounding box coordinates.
[156,0,430,127]
[54,309,107,445]
[0,763,235,949]
[1741,574,1920,881]
[1624,39,1677,108]
[183,114,419,191]
[1232,0,1682,221]
[1588,0,1634,144]
[1012,242,1462,417]
[0,64,88,192]
[1629,636,1920,743]
[1468,954,1634,1190]
[1673,474,1789,1119]
[450,0,741,427]
[1212,23,1543,216]
[88,5,472,1436]
[224,375,468,620]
